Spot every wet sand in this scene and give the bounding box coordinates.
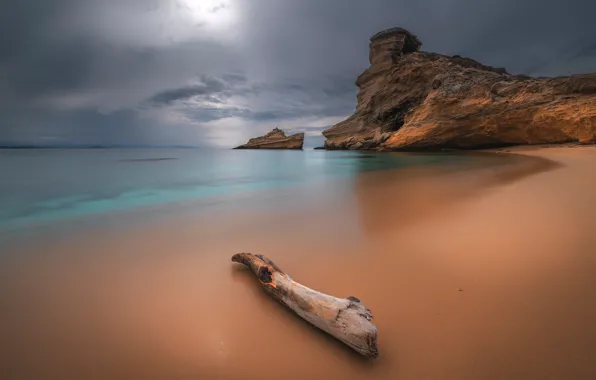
[2,147,596,379]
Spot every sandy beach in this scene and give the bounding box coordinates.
[2,146,596,380]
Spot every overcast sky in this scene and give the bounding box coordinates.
[1,0,594,147]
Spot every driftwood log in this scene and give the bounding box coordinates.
[232,253,379,358]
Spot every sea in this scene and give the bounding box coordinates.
[0,148,500,247]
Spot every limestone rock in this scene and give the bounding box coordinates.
[235,128,305,150]
[322,27,596,150]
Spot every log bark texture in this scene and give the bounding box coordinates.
[231,253,379,358]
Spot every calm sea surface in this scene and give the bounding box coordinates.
[0,148,495,242]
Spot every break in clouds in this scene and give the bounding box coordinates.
[1,0,595,147]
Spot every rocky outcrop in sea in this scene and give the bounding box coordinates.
[235,128,305,150]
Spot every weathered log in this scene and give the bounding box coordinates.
[231,253,379,358]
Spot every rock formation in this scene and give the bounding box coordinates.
[323,28,596,150]
[235,128,305,150]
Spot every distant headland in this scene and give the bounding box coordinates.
[234,128,305,150]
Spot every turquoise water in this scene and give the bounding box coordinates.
[0,148,476,236]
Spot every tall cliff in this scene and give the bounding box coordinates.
[322,28,596,150]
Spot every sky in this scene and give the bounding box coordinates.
[1,0,594,148]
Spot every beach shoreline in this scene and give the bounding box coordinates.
[2,145,596,379]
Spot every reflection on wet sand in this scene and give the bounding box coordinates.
[353,153,560,236]
[2,148,596,380]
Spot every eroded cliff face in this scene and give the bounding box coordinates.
[235,128,305,150]
[322,28,596,150]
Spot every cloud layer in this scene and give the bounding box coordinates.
[1,0,594,147]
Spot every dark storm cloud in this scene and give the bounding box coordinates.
[239,0,596,78]
[146,73,357,122]
[182,107,250,123]
[5,38,156,103]
[148,76,228,105]
[0,0,594,147]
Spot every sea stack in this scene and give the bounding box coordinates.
[322,27,596,150]
[234,128,305,150]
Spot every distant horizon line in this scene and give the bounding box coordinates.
[0,143,322,150]
[0,144,208,149]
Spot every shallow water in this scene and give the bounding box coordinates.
[0,149,436,226]
[0,148,500,243]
